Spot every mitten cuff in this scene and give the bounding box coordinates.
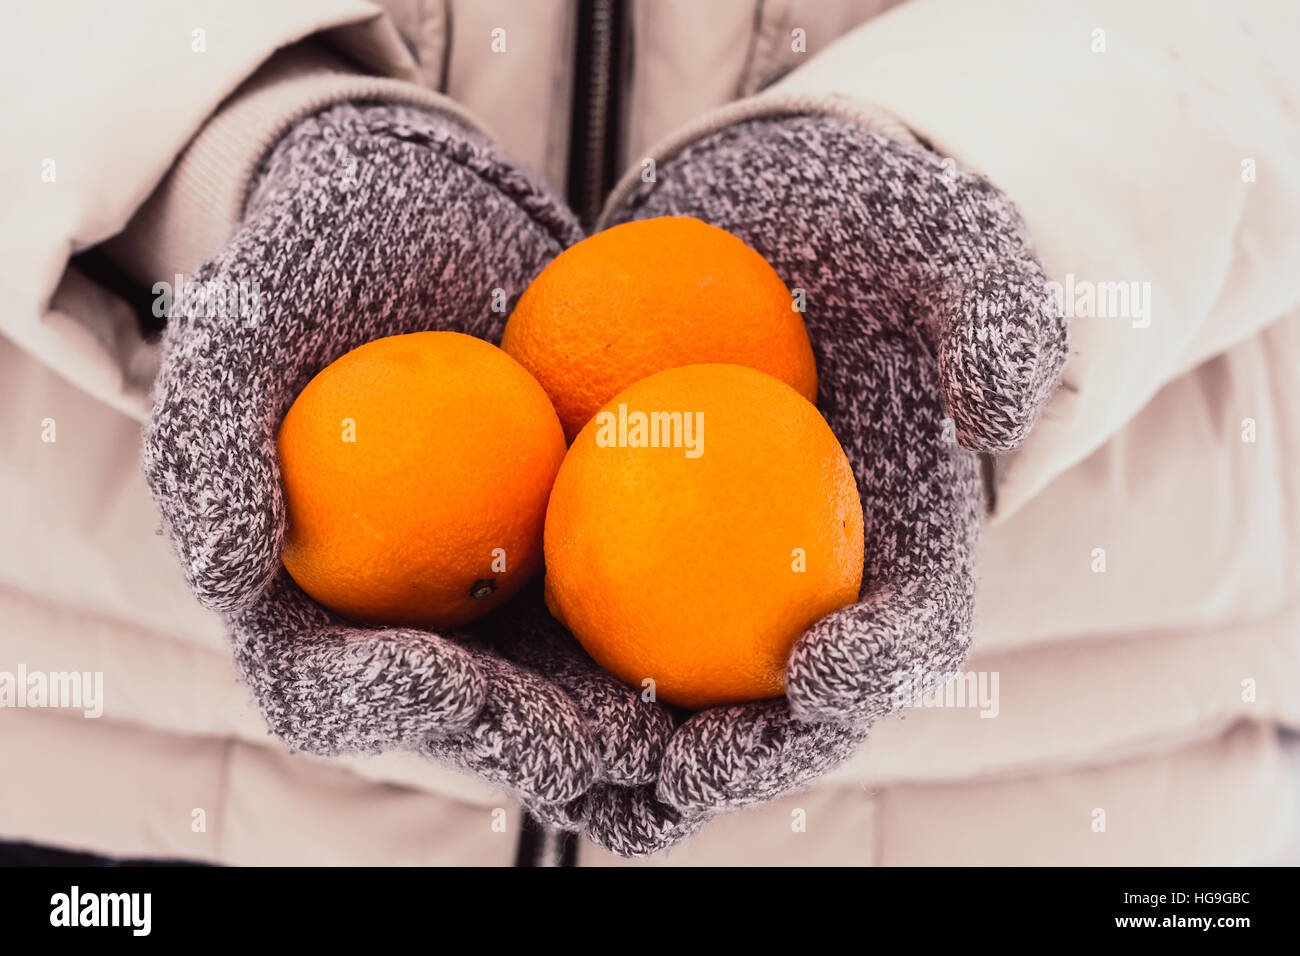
[597,91,918,231]
[106,40,491,289]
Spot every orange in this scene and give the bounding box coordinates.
[277,331,567,630]
[501,216,817,441]
[543,363,864,709]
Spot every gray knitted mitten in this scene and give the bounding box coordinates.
[581,112,1068,855]
[143,101,672,808]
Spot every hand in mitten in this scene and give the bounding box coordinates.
[579,111,1068,855]
[144,102,672,810]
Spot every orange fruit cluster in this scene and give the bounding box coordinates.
[277,217,863,708]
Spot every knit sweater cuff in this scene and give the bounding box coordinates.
[597,92,920,230]
[106,41,492,287]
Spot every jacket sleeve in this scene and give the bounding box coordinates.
[752,0,1300,519]
[0,0,478,421]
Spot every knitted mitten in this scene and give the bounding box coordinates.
[144,102,673,808]
[581,111,1068,855]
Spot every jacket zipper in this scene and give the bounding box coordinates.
[567,0,624,229]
